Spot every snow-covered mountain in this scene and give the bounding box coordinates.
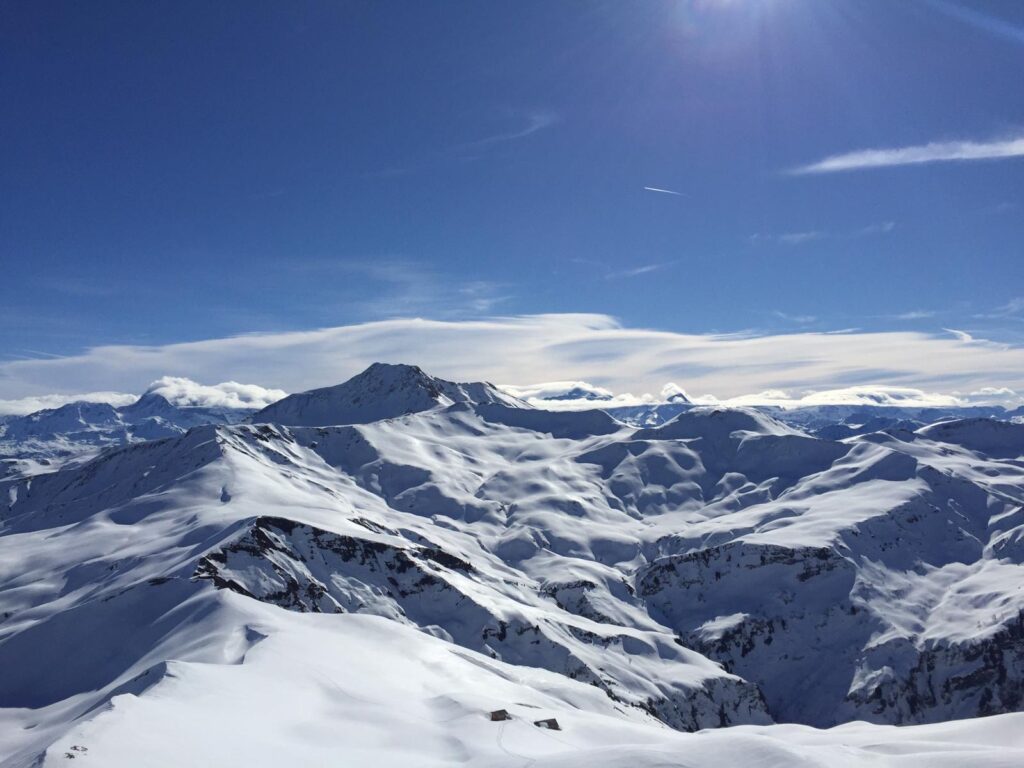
[2,363,1024,766]
[253,362,525,426]
[0,389,255,479]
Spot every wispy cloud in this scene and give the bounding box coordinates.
[772,311,817,324]
[48,278,122,299]
[944,328,974,342]
[455,281,513,313]
[643,186,684,197]
[856,221,897,236]
[365,110,557,178]
[925,0,1024,47]
[892,310,936,321]
[284,258,512,320]
[751,221,895,246]
[975,297,1024,321]
[777,231,823,246]
[574,256,677,281]
[3,315,1024,408]
[791,135,1024,174]
[604,262,676,280]
[980,201,1018,216]
[459,112,558,150]
[995,297,1024,316]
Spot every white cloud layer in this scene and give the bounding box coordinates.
[144,376,287,410]
[792,135,1024,174]
[500,381,614,402]
[0,391,138,417]
[505,384,697,413]
[504,382,1023,412]
[0,378,287,416]
[2,314,1024,411]
[711,385,966,409]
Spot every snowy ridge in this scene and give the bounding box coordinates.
[2,364,1024,766]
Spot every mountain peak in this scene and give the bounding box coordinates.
[252,362,526,426]
[364,362,426,375]
[118,391,176,419]
[350,362,442,395]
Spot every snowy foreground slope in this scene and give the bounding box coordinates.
[2,363,1024,766]
[11,606,1024,768]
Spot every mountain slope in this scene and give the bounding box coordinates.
[18,607,1024,768]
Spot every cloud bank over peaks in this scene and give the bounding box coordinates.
[661,383,692,402]
[0,377,287,416]
[2,314,1024,413]
[715,385,966,409]
[0,391,139,417]
[143,377,288,410]
[499,380,615,403]
[501,380,695,411]
[510,381,1023,411]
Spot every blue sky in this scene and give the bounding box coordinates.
[2,0,1023,402]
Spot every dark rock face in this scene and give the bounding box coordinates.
[639,542,868,726]
[195,515,473,613]
[844,613,1024,724]
[638,539,1024,727]
[195,516,771,732]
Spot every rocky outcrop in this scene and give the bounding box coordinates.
[845,613,1024,723]
[196,516,771,731]
[639,541,868,726]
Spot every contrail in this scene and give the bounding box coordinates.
[644,186,683,196]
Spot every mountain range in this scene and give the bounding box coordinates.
[2,362,1023,766]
